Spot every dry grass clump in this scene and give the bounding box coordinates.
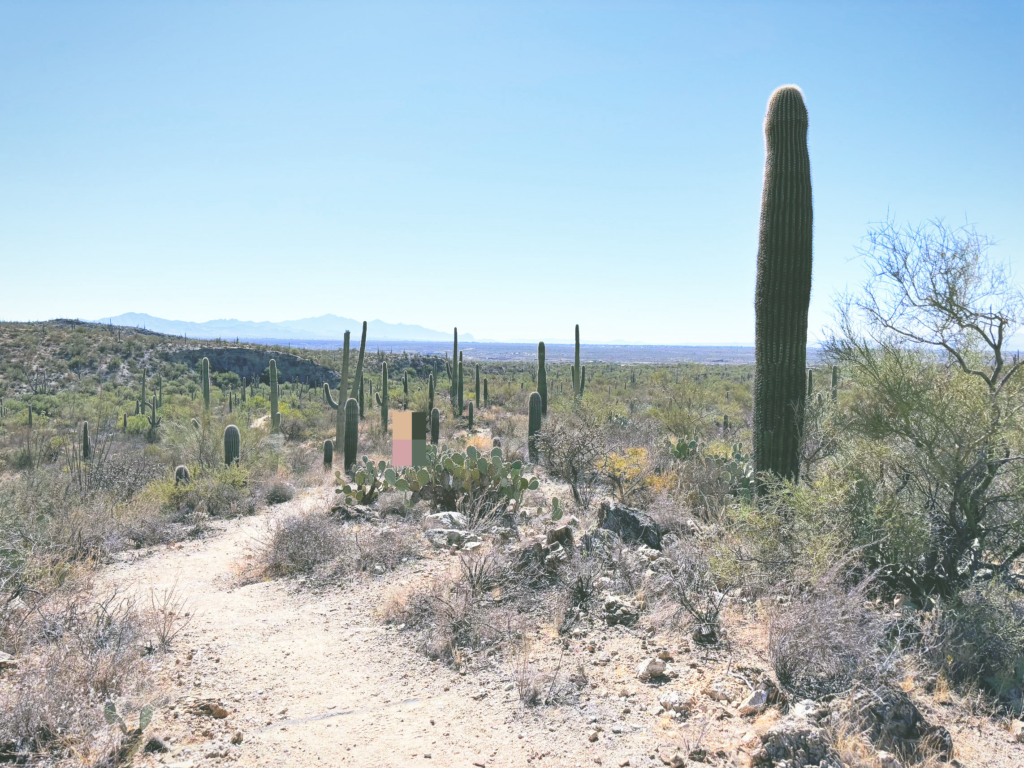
[0,586,153,762]
[257,512,422,579]
[766,565,895,699]
[265,481,295,505]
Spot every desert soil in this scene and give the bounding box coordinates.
[97,485,1021,768]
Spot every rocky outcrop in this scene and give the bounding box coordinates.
[597,502,662,550]
[165,347,340,386]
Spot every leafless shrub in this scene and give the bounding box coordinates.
[147,578,194,650]
[651,537,732,645]
[918,579,1024,704]
[260,513,345,576]
[350,526,422,573]
[767,564,895,699]
[536,408,605,510]
[265,481,295,505]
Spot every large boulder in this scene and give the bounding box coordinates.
[597,502,662,550]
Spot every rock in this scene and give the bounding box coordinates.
[424,529,467,548]
[636,658,666,681]
[144,736,170,753]
[1012,719,1024,743]
[658,691,694,714]
[598,502,662,550]
[424,512,468,529]
[230,731,243,745]
[751,715,828,767]
[703,681,735,702]
[588,730,600,742]
[833,687,954,762]
[738,689,769,716]
[546,525,575,550]
[188,699,230,719]
[0,651,16,670]
[874,750,903,768]
[602,593,639,627]
[545,541,569,565]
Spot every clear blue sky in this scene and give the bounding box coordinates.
[1,1,1021,344]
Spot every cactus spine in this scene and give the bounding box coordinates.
[342,397,358,470]
[269,359,280,431]
[224,424,240,465]
[323,439,333,467]
[537,342,547,415]
[430,407,440,444]
[82,421,91,460]
[380,361,389,434]
[753,85,813,484]
[201,357,211,410]
[528,392,542,462]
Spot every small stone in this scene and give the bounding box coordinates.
[873,751,903,768]
[636,658,666,681]
[588,730,600,742]
[703,682,733,702]
[738,689,768,715]
[1011,719,1024,743]
[230,731,243,745]
[144,736,170,753]
[658,690,694,713]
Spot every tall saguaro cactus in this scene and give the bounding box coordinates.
[528,392,542,462]
[457,360,464,416]
[201,358,211,410]
[344,398,359,470]
[427,372,435,415]
[753,85,814,484]
[339,331,351,407]
[475,364,480,410]
[269,359,281,431]
[430,407,440,445]
[325,382,345,452]
[537,342,548,415]
[449,328,459,403]
[378,361,390,433]
[350,322,367,402]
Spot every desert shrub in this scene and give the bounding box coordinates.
[350,526,422,573]
[919,580,1024,705]
[536,407,605,510]
[89,451,165,502]
[260,513,344,576]
[265,481,295,505]
[649,536,732,645]
[767,565,893,699]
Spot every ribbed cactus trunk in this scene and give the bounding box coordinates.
[537,342,547,415]
[474,365,480,410]
[241,377,247,402]
[450,328,458,402]
[380,361,389,434]
[753,85,814,485]
[528,392,542,462]
[457,360,464,416]
[468,402,474,430]
[224,425,240,465]
[269,359,280,431]
[82,421,91,460]
[340,331,351,407]
[483,378,488,408]
[350,322,367,402]
[830,365,839,402]
[358,375,365,419]
[427,373,435,415]
[344,398,359,470]
[403,370,409,409]
[323,439,333,467]
[201,358,211,410]
[430,407,440,445]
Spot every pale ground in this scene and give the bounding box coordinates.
[97,485,1024,768]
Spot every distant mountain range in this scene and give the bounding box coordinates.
[99,313,470,342]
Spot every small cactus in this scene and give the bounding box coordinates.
[174,465,191,485]
[323,439,333,467]
[427,372,435,415]
[484,377,488,407]
[475,364,481,410]
[528,391,542,462]
[468,401,474,430]
[224,425,240,465]
[380,361,390,434]
[537,341,548,415]
[104,701,154,736]
[191,417,200,430]
[430,407,440,445]
[457,360,464,416]
[82,421,91,460]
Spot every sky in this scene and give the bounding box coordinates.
[1,1,1022,345]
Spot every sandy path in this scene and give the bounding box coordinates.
[100,489,667,768]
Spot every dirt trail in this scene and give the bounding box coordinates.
[100,488,669,768]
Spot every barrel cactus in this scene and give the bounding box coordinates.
[174,465,191,486]
[753,85,813,484]
[528,391,542,462]
[224,424,241,465]
[323,438,334,467]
